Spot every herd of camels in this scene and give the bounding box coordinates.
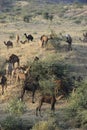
[0,31,87,116]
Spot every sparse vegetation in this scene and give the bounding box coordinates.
[31,121,56,130]
[1,116,33,130]
[66,81,87,129]
[6,98,26,116]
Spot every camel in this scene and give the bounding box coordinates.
[20,40,27,44]
[20,75,40,103]
[4,41,13,49]
[60,33,72,51]
[24,33,33,42]
[0,75,7,95]
[40,35,52,47]
[5,62,13,84]
[14,66,31,84]
[36,94,63,116]
[6,54,20,68]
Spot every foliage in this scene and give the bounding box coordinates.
[39,78,56,95]
[1,115,33,130]
[6,98,26,116]
[66,81,87,128]
[23,15,32,23]
[31,120,57,130]
[42,12,53,21]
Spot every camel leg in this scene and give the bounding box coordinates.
[41,41,44,47]
[51,101,56,111]
[20,88,25,101]
[1,85,4,95]
[32,91,35,103]
[36,101,43,116]
[68,43,72,51]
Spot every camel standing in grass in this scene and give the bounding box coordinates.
[36,94,63,116]
[0,75,7,95]
[40,35,51,47]
[24,33,33,42]
[4,41,13,49]
[12,66,31,84]
[20,75,40,103]
[60,33,72,51]
[7,54,20,68]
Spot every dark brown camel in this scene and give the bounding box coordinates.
[60,33,72,51]
[65,34,72,51]
[4,41,13,49]
[36,94,63,116]
[7,54,20,68]
[0,75,7,95]
[20,75,40,103]
[24,33,33,42]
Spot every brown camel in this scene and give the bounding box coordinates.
[40,35,52,47]
[4,41,13,49]
[36,94,63,116]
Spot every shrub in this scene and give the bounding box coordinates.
[1,116,33,130]
[39,79,56,95]
[42,12,53,21]
[6,98,26,116]
[27,61,49,79]
[23,15,32,23]
[31,120,57,130]
[66,81,87,128]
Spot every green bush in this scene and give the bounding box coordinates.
[6,98,26,116]
[66,81,87,128]
[28,61,49,79]
[39,79,56,95]
[31,120,57,130]
[42,12,53,21]
[1,116,33,130]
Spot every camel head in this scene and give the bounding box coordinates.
[24,33,27,36]
[4,41,7,45]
